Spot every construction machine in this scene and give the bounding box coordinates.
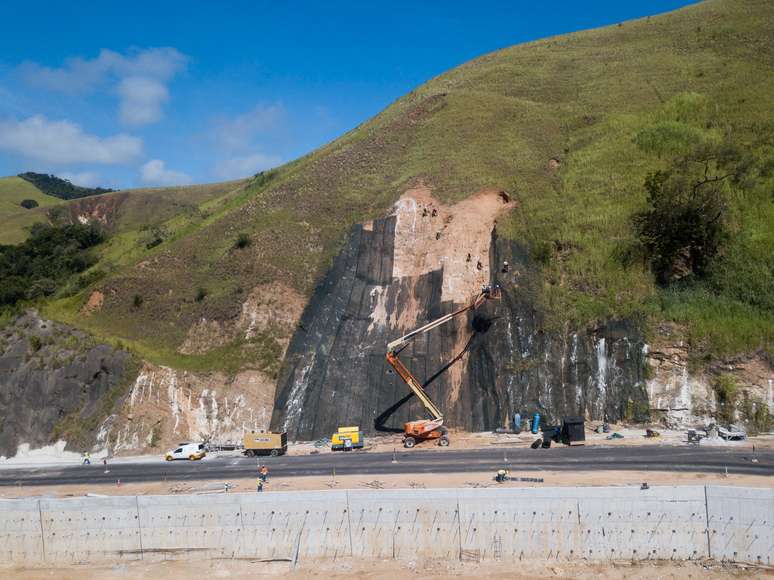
[386,285,501,448]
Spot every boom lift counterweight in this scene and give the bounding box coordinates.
[386,285,501,448]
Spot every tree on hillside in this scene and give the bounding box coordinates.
[632,142,747,284]
[20,199,39,209]
[17,172,114,200]
[0,223,105,307]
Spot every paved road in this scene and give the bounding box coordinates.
[0,445,771,487]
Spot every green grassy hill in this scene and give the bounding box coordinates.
[0,176,62,244]
[41,0,774,370]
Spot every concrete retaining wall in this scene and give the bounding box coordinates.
[0,486,770,566]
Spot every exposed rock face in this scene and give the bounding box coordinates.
[645,324,773,428]
[103,363,277,454]
[57,192,128,230]
[0,312,132,457]
[179,282,304,356]
[271,188,650,440]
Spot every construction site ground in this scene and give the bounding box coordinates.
[5,556,773,579]
[3,426,771,469]
[289,427,774,455]
[0,427,771,499]
[1,468,771,499]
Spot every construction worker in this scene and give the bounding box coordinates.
[495,469,509,483]
[256,478,264,492]
[82,452,90,465]
[259,464,269,483]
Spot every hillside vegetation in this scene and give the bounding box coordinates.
[39,0,773,371]
[18,172,114,200]
[0,176,60,244]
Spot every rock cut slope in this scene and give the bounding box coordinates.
[271,186,649,438]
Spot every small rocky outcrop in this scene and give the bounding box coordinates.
[0,311,133,457]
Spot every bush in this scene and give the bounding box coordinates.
[634,121,708,158]
[150,423,162,447]
[19,199,39,209]
[632,148,734,284]
[144,226,168,250]
[234,233,252,249]
[132,294,143,308]
[752,402,771,434]
[530,240,552,265]
[28,335,42,352]
[713,374,738,424]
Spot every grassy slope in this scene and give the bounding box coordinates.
[45,0,774,370]
[0,176,62,244]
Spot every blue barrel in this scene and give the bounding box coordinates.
[513,413,522,432]
[531,412,540,434]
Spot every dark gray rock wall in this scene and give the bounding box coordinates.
[271,218,649,440]
[0,311,133,456]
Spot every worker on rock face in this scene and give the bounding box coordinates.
[502,261,510,273]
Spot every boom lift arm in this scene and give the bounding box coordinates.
[385,285,501,447]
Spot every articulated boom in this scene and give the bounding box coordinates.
[385,285,500,448]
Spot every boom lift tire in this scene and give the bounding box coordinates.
[403,436,416,448]
[439,436,450,447]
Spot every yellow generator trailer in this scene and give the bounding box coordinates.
[331,426,364,451]
[243,431,288,457]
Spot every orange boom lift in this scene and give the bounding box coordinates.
[386,285,501,448]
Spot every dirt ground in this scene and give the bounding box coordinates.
[288,427,774,456]
[3,468,771,500]
[4,557,772,579]
[3,427,769,468]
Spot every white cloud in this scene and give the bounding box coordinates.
[214,103,285,153]
[60,171,102,188]
[214,153,282,180]
[117,77,169,125]
[140,159,192,186]
[0,115,143,165]
[19,47,187,126]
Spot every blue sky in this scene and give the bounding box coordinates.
[0,1,697,189]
